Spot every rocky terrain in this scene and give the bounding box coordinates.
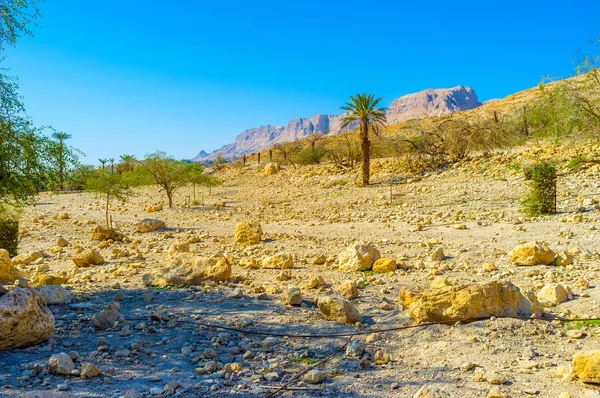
[3,140,600,397]
[193,86,481,161]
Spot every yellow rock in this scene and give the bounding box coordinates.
[509,241,556,266]
[573,351,600,383]
[339,280,359,299]
[263,162,280,176]
[0,249,21,283]
[372,258,397,273]
[234,222,262,247]
[261,253,293,269]
[398,280,542,323]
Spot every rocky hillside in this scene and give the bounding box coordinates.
[193,86,481,161]
[386,86,481,124]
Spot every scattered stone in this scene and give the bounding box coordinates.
[35,286,72,305]
[72,248,104,267]
[337,243,380,271]
[0,248,21,283]
[142,254,231,287]
[136,218,166,233]
[23,392,75,398]
[316,296,362,324]
[261,253,294,269]
[509,241,556,265]
[302,369,324,384]
[372,258,397,273]
[374,350,391,365]
[573,351,600,383]
[339,280,359,299]
[91,309,122,330]
[430,248,446,261]
[234,222,262,246]
[413,385,453,397]
[32,274,68,286]
[536,283,572,307]
[48,352,75,375]
[11,250,44,266]
[283,287,302,306]
[398,280,542,323]
[90,225,124,241]
[303,274,325,289]
[0,287,54,351]
[263,162,280,176]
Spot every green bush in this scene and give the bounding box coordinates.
[521,162,557,216]
[297,146,327,165]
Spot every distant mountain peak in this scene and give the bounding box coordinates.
[192,86,481,161]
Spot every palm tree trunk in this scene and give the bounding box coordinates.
[360,121,370,186]
[361,138,371,186]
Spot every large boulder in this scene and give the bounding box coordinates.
[536,283,572,307]
[35,286,72,305]
[234,222,262,247]
[398,280,542,323]
[11,250,44,266]
[142,253,231,287]
[90,226,125,241]
[261,253,294,269]
[316,296,362,324]
[136,218,166,233]
[0,287,54,351]
[72,248,104,267]
[573,351,600,383]
[0,248,21,283]
[264,162,280,176]
[509,241,556,266]
[337,243,380,271]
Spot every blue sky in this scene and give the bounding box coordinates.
[3,0,600,163]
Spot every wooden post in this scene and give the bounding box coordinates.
[284,151,287,161]
[243,155,246,165]
[257,153,261,165]
[269,150,272,161]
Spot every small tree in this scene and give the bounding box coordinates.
[142,151,189,208]
[184,163,211,202]
[85,168,131,228]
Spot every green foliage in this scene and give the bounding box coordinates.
[506,162,522,172]
[565,156,585,169]
[294,355,319,365]
[0,218,18,256]
[141,152,208,208]
[0,0,42,51]
[296,146,327,165]
[85,168,134,228]
[528,80,581,141]
[521,162,557,216]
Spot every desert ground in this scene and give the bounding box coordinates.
[2,142,600,398]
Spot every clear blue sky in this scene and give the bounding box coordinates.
[3,0,599,163]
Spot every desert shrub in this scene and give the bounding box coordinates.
[327,131,361,168]
[296,146,327,165]
[521,161,557,216]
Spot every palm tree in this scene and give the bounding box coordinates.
[108,158,115,173]
[340,93,386,186]
[98,158,108,170]
[51,131,72,189]
[119,154,136,173]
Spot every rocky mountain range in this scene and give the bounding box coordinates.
[193,85,481,161]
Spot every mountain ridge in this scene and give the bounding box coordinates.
[193,85,481,161]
